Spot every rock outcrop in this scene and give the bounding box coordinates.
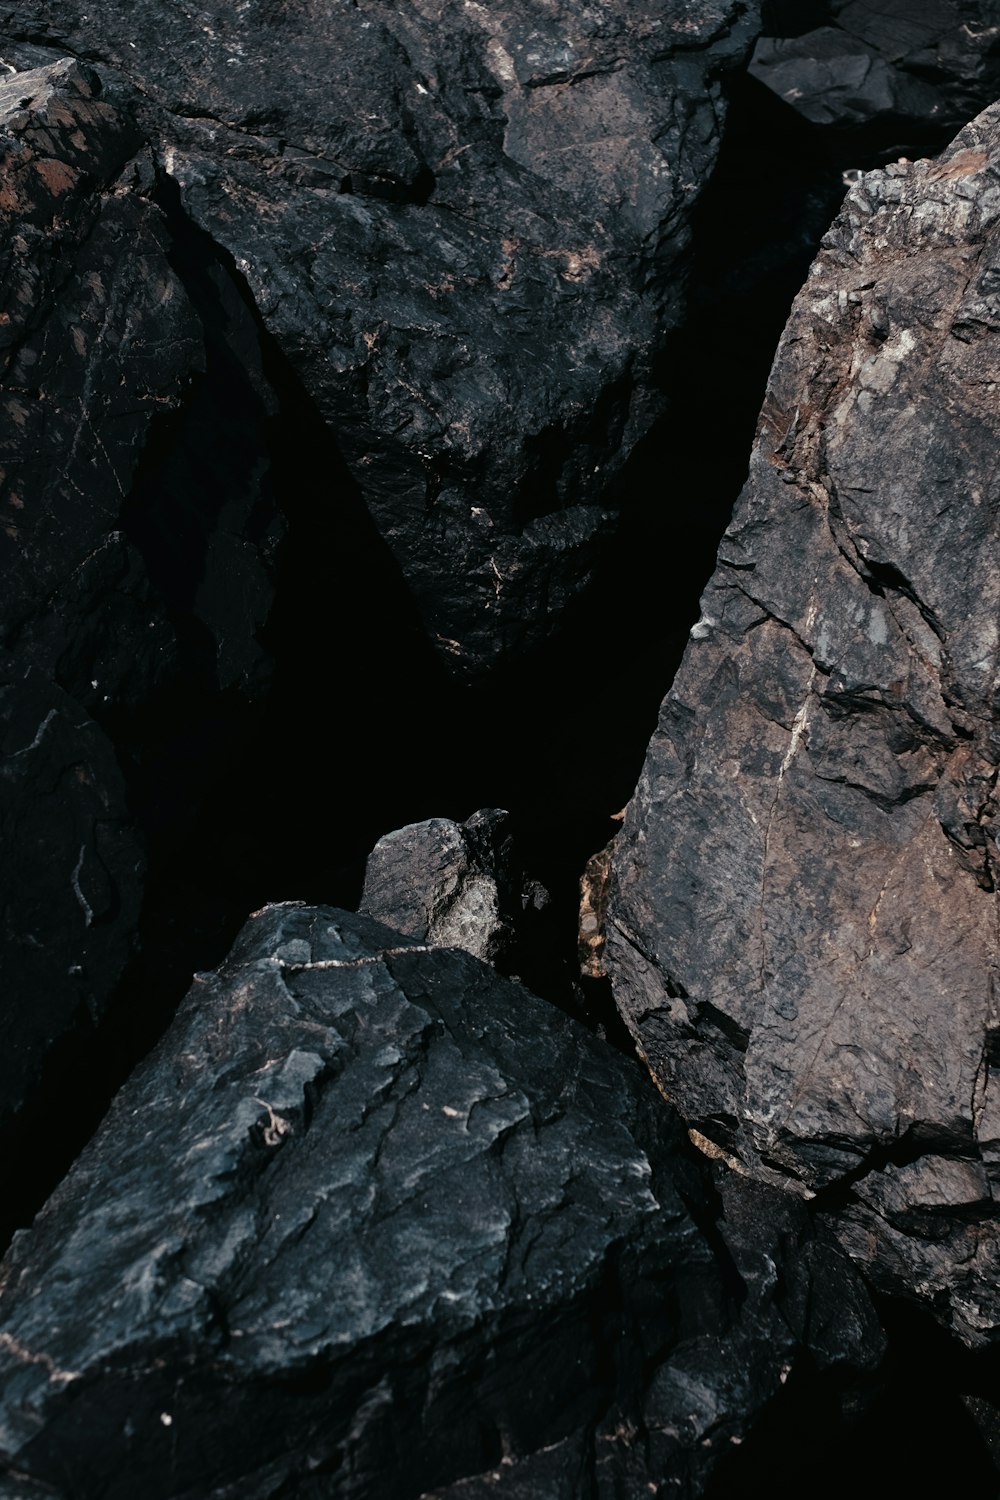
[0,903,880,1498]
[606,103,1000,1343]
[0,1,761,674]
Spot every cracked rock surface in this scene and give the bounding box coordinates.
[0,903,879,1499]
[606,102,1000,1344]
[0,0,759,673]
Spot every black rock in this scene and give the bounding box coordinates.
[0,661,143,1134]
[606,104,1000,1343]
[0,57,283,1182]
[0,904,880,1498]
[0,0,761,675]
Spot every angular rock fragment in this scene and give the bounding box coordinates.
[0,1,761,673]
[606,104,1000,1342]
[359,808,524,963]
[0,904,880,1498]
[578,833,617,980]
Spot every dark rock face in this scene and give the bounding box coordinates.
[0,903,879,1498]
[753,2,1000,147]
[606,105,1000,1343]
[360,808,528,963]
[0,59,277,711]
[0,0,760,674]
[0,59,281,1171]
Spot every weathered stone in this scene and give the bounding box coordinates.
[359,808,525,964]
[578,834,616,981]
[0,904,880,1498]
[606,104,1000,1343]
[0,59,278,711]
[0,1,761,674]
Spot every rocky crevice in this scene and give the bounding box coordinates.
[7,2,1000,1493]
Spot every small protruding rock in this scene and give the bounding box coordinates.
[360,808,524,963]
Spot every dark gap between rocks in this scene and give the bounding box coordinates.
[704,1295,1000,1496]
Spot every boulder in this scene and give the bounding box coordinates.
[0,59,278,714]
[0,1,761,674]
[0,903,880,1498]
[606,104,1000,1343]
[0,662,143,1135]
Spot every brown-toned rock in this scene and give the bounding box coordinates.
[606,103,1000,1343]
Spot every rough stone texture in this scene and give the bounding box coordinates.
[578,834,616,981]
[0,0,760,674]
[359,808,525,964]
[752,1,1000,143]
[0,58,278,711]
[606,105,1000,1343]
[0,903,880,1499]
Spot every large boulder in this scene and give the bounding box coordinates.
[606,103,1000,1343]
[0,1,761,674]
[0,903,880,1498]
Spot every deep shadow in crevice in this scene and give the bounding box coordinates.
[703,1295,1000,1498]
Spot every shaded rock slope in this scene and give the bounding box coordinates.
[0,904,880,1500]
[0,0,760,673]
[607,100,1000,1344]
